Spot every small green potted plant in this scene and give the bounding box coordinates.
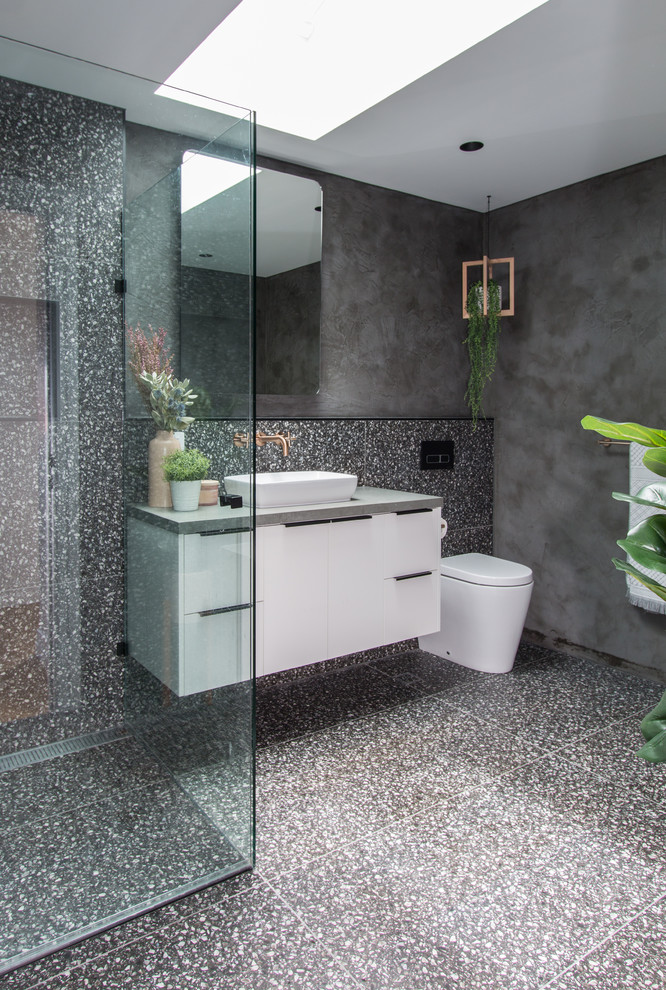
[162,448,210,512]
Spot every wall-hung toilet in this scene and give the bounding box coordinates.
[418,553,534,674]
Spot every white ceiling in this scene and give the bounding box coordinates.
[1,0,665,211]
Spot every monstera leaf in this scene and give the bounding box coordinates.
[617,515,666,574]
[612,483,666,513]
[642,447,666,478]
[580,416,666,447]
[582,413,666,763]
[611,558,666,601]
[638,691,666,763]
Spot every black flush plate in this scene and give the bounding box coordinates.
[420,440,454,470]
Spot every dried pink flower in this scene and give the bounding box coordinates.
[126,324,174,414]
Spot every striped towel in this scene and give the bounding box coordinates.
[626,442,666,612]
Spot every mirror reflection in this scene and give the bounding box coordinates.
[180,155,322,404]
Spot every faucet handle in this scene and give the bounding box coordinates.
[233,431,250,449]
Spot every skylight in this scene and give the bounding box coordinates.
[180,153,257,213]
[158,0,550,140]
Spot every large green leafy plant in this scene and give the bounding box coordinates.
[581,415,666,762]
[464,279,501,427]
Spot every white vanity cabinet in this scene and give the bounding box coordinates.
[256,500,441,676]
[127,515,252,696]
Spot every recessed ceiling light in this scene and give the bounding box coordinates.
[460,141,485,152]
[158,0,551,141]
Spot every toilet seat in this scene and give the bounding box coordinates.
[439,553,533,588]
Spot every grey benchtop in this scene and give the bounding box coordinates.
[127,486,442,534]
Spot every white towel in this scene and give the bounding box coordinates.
[626,442,666,612]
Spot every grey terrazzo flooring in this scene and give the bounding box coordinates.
[3,643,666,989]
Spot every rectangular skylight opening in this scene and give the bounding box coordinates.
[181,153,256,213]
[158,0,551,140]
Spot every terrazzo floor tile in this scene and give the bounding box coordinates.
[255,695,542,875]
[130,689,253,775]
[0,872,261,990]
[0,778,246,966]
[176,756,254,859]
[267,747,666,989]
[558,713,666,808]
[0,736,169,834]
[256,660,419,747]
[19,884,364,990]
[367,649,483,695]
[547,897,666,989]
[482,751,666,867]
[437,653,663,750]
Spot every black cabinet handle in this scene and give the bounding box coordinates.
[200,527,251,536]
[396,508,433,516]
[331,515,372,523]
[285,519,331,528]
[199,603,251,617]
[395,571,433,582]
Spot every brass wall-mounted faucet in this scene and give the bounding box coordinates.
[233,430,293,457]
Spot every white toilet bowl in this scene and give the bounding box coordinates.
[418,553,533,673]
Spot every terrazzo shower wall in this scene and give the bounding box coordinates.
[0,76,125,751]
[489,156,666,676]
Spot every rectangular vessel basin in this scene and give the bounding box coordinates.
[224,471,358,508]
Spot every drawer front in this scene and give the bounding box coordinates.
[181,606,252,696]
[383,570,440,644]
[384,509,440,578]
[183,530,251,615]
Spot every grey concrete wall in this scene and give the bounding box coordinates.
[256,262,321,395]
[490,156,666,675]
[257,156,480,419]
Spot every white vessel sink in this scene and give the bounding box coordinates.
[224,471,358,508]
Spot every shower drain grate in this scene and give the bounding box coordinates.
[0,726,130,773]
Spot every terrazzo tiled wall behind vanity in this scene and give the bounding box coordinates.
[0,76,125,753]
[125,417,493,557]
[253,418,494,555]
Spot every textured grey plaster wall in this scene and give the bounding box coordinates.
[256,156,481,419]
[490,156,666,674]
[256,261,321,395]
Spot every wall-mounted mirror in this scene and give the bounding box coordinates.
[180,154,322,403]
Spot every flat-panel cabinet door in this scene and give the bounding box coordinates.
[384,508,440,578]
[261,522,329,675]
[328,515,384,657]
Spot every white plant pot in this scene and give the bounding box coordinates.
[169,480,202,512]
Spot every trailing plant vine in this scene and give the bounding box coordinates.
[464,279,501,427]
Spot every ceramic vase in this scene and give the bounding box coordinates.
[148,430,180,507]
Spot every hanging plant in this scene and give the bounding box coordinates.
[464,279,501,427]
